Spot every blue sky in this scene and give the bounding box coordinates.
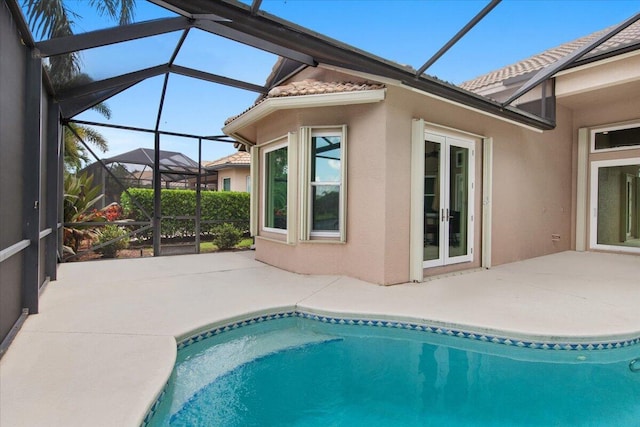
[28,0,640,164]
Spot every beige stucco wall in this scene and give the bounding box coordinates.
[568,93,640,252]
[489,104,574,265]
[251,84,576,284]
[235,57,640,284]
[253,101,389,284]
[218,166,250,192]
[383,85,574,271]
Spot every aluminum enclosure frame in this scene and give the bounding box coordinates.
[3,0,639,353]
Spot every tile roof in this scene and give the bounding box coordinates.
[460,21,640,92]
[225,79,385,125]
[203,151,250,168]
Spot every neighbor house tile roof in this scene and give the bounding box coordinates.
[460,21,640,93]
[225,79,385,125]
[203,151,250,168]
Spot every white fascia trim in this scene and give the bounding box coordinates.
[405,86,543,134]
[554,49,640,77]
[322,64,544,134]
[222,89,386,137]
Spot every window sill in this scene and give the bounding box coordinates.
[255,235,294,246]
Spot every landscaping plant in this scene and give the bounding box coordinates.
[95,224,130,258]
[212,223,243,250]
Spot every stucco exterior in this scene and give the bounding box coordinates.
[223,40,640,285]
[218,166,250,192]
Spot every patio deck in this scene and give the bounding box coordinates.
[1,250,639,426]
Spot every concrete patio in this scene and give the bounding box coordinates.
[1,250,639,426]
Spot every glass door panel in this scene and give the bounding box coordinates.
[595,164,640,249]
[423,139,441,263]
[423,133,474,268]
[448,145,469,260]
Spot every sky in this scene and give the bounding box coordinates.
[25,0,640,165]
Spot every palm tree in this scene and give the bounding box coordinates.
[60,72,112,170]
[22,0,136,170]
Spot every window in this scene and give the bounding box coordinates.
[246,175,251,193]
[311,133,342,233]
[263,143,288,231]
[300,126,347,241]
[222,177,231,191]
[592,123,640,152]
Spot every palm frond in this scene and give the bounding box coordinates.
[91,102,112,120]
[88,0,135,25]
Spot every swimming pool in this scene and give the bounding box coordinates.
[146,313,640,426]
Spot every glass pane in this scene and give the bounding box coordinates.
[312,185,339,232]
[595,127,640,150]
[423,140,440,262]
[449,145,469,258]
[265,147,288,230]
[597,165,640,248]
[311,135,341,182]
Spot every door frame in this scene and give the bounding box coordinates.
[410,120,477,281]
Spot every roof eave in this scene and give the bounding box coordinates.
[222,88,387,142]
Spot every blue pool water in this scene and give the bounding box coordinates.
[148,317,640,426]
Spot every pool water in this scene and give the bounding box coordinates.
[148,317,640,426]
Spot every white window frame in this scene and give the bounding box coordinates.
[261,138,289,235]
[299,125,347,242]
[222,177,231,191]
[589,157,640,254]
[590,121,640,153]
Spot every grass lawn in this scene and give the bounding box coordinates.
[200,237,253,253]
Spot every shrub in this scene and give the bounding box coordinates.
[120,189,249,239]
[95,224,130,258]
[212,223,242,250]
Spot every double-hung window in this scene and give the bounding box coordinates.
[300,126,347,241]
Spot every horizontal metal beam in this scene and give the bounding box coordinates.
[68,119,237,142]
[39,228,52,240]
[161,0,554,130]
[35,17,192,57]
[171,64,266,93]
[0,240,31,263]
[57,64,170,100]
[194,19,316,66]
[502,11,640,106]
[59,81,140,119]
[415,0,501,76]
[58,62,265,106]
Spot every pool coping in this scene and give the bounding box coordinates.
[140,305,640,426]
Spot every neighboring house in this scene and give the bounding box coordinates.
[204,151,251,192]
[222,21,640,286]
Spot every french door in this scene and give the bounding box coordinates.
[423,132,474,268]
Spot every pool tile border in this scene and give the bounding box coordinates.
[141,309,640,426]
[176,310,640,352]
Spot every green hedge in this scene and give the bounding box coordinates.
[121,188,249,239]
